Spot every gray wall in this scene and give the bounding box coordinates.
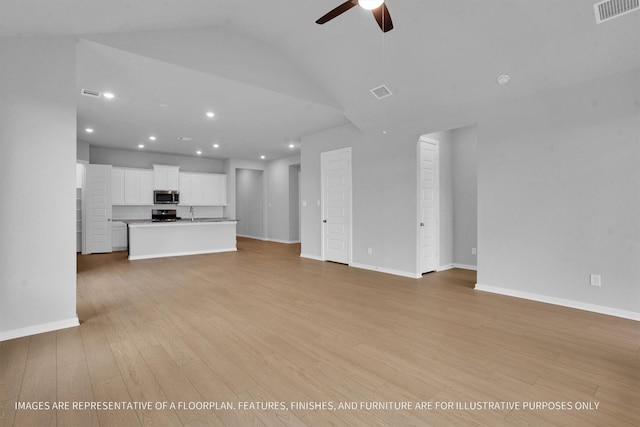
[0,36,78,340]
[477,68,640,316]
[452,125,478,267]
[289,165,301,242]
[77,139,90,162]
[236,169,264,239]
[266,155,301,243]
[90,146,225,173]
[225,155,301,242]
[301,123,422,276]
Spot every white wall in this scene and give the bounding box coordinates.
[0,36,79,340]
[90,146,225,173]
[452,125,478,268]
[477,68,640,319]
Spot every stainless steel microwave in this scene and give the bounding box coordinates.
[154,190,179,204]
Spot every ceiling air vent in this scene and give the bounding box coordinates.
[594,0,639,23]
[81,88,101,98]
[177,137,192,141]
[370,85,392,100]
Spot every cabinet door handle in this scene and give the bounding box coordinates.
[323,219,327,223]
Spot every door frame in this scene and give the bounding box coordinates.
[321,147,353,264]
[416,136,440,275]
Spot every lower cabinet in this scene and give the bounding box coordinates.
[112,221,128,251]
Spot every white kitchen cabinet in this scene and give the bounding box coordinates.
[179,172,226,206]
[153,165,180,190]
[111,221,128,250]
[111,168,125,205]
[114,168,154,205]
[212,173,227,206]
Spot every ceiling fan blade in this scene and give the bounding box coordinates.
[316,0,358,24]
[372,3,393,32]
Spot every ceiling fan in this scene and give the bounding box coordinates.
[316,0,393,33]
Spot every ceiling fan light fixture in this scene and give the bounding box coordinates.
[359,0,384,10]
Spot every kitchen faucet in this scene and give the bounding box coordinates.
[190,206,194,221]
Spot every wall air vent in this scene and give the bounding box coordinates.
[370,85,392,100]
[177,137,192,141]
[594,0,639,23]
[81,88,101,98]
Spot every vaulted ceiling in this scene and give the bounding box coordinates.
[2,0,639,160]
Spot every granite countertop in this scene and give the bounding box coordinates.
[118,217,237,225]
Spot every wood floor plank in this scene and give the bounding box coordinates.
[110,339,182,426]
[0,336,30,401]
[57,360,99,427]
[91,375,142,427]
[13,346,56,426]
[138,344,206,425]
[80,320,121,384]
[3,237,637,426]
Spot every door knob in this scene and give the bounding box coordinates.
[323,219,327,223]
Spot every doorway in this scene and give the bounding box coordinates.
[235,169,264,239]
[418,137,439,274]
[321,147,352,264]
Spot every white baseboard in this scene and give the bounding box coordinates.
[0,316,80,342]
[300,253,323,261]
[237,234,265,240]
[265,238,300,244]
[452,263,478,271]
[475,283,640,322]
[129,248,237,260]
[350,262,421,279]
[237,235,300,244]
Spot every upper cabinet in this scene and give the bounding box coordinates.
[112,167,154,206]
[111,168,125,205]
[110,165,226,207]
[153,165,180,191]
[179,172,226,206]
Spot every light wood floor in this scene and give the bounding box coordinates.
[1,238,639,426]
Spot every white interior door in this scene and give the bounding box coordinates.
[321,148,351,264]
[419,139,438,273]
[85,164,113,254]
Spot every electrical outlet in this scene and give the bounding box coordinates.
[367,247,373,255]
[471,247,477,255]
[590,274,601,287]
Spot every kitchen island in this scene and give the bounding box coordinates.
[126,218,237,260]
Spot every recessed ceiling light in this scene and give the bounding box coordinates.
[102,92,115,99]
[196,150,202,155]
[149,136,156,141]
[213,144,220,148]
[497,74,511,85]
[138,144,144,149]
[260,155,266,160]
[85,128,94,133]
[206,112,215,118]
[289,143,295,149]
